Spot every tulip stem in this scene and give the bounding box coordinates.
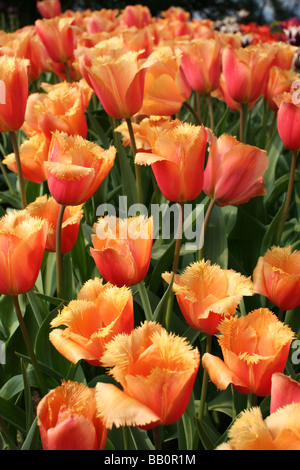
[239,103,248,143]
[12,295,48,396]
[64,62,71,83]
[153,426,162,450]
[207,94,214,130]
[9,131,27,209]
[56,204,66,300]
[198,334,212,421]
[125,117,143,204]
[183,100,202,125]
[276,150,297,244]
[165,202,184,330]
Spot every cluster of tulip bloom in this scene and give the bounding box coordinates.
[1,0,300,451]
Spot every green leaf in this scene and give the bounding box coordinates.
[0,396,26,432]
[194,416,221,450]
[21,417,40,450]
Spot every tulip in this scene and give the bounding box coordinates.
[270,373,300,414]
[36,0,62,19]
[3,132,50,184]
[37,380,108,450]
[35,16,75,65]
[162,260,254,336]
[265,66,298,112]
[49,278,134,366]
[26,195,83,253]
[95,321,200,430]
[44,131,116,206]
[22,81,88,139]
[119,4,153,28]
[203,132,268,207]
[222,44,274,104]
[202,308,294,397]
[84,49,151,119]
[140,46,191,116]
[178,37,222,95]
[216,403,300,450]
[135,120,207,202]
[91,215,153,287]
[0,209,47,296]
[273,90,300,151]
[253,245,300,312]
[0,55,29,133]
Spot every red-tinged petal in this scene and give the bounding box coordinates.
[47,414,97,450]
[90,245,136,287]
[271,373,300,414]
[95,382,160,429]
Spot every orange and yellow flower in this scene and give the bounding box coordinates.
[22,81,88,139]
[162,260,254,335]
[26,195,83,253]
[95,321,200,430]
[253,245,300,311]
[37,380,107,450]
[0,55,29,133]
[84,49,152,119]
[135,120,207,202]
[0,210,47,295]
[3,132,50,184]
[202,308,295,397]
[91,215,153,287]
[35,16,75,64]
[203,132,268,206]
[222,44,274,103]
[36,0,62,19]
[140,45,191,116]
[49,277,134,366]
[216,404,300,450]
[178,37,222,94]
[44,131,116,206]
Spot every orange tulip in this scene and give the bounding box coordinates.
[3,132,50,184]
[253,245,300,311]
[95,321,200,430]
[140,46,191,116]
[178,37,222,94]
[36,0,62,19]
[26,195,83,253]
[270,373,300,414]
[22,81,88,139]
[35,16,75,64]
[203,132,268,206]
[265,66,298,112]
[91,215,153,287]
[216,403,300,450]
[49,277,134,366]
[37,380,107,450]
[162,260,254,336]
[270,42,298,70]
[0,210,47,295]
[202,308,294,397]
[135,120,207,202]
[84,49,152,119]
[44,131,116,206]
[222,44,274,103]
[118,4,153,28]
[0,55,29,133]
[273,90,300,151]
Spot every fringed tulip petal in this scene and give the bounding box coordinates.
[95,382,160,429]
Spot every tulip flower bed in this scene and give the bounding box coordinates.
[1,0,300,451]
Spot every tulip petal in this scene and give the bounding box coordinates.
[95,382,160,429]
[47,414,97,450]
[270,373,300,414]
[202,352,248,392]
